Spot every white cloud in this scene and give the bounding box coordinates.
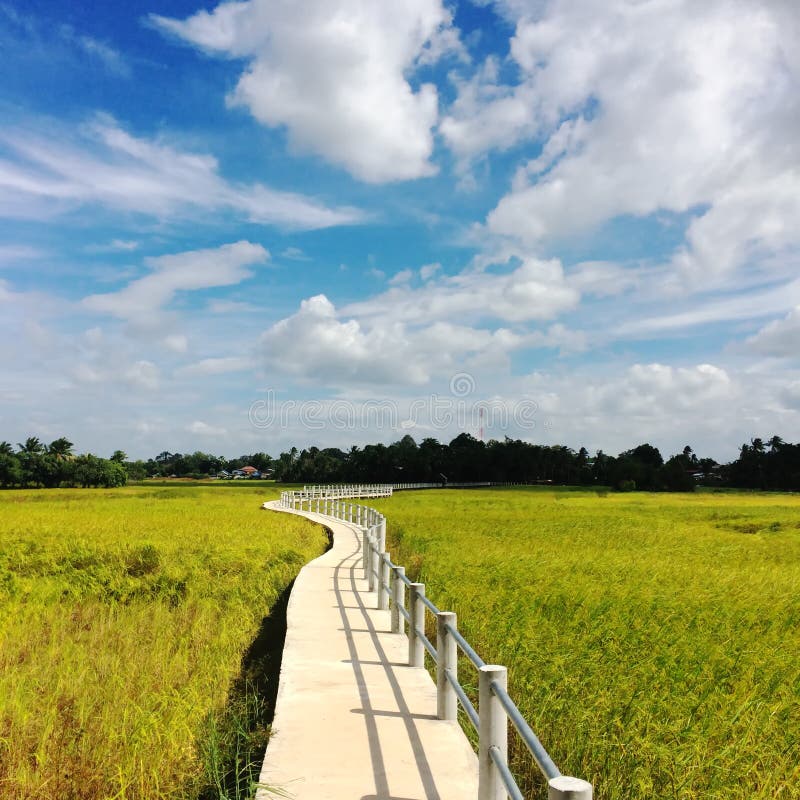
[258,294,530,386]
[0,244,46,265]
[389,269,414,286]
[152,0,464,183]
[345,256,579,325]
[72,33,130,78]
[781,381,800,410]
[617,278,800,337]
[123,360,160,392]
[280,246,310,261]
[419,262,441,281]
[567,261,639,298]
[0,114,366,228]
[83,241,268,323]
[163,334,189,353]
[596,363,733,418]
[517,360,750,457]
[187,420,228,437]
[746,307,800,358]
[86,239,140,253]
[178,356,252,376]
[443,0,800,289]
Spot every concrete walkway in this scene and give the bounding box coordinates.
[256,502,478,800]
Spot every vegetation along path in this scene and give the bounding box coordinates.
[257,500,478,800]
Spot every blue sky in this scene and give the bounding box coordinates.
[1,0,799,460]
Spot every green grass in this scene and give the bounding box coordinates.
[370,487,800,800]
[0,484,327,800]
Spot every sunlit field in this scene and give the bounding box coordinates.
[0,484,327,800]
[371,487,800,800]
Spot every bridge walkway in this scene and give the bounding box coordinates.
[256,501,478,800]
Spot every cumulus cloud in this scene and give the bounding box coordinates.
[595,363,733,418]
[83,241,268,323]
[746,307,800,358]
[344,256,579,325]
[516,360,748,457]
[443,0,800,289]
[0,114,366,228]
[258,294,531,386]
[152,0,463,183]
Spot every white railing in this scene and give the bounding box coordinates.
[273,485,593,800]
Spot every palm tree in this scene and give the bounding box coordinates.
[17,437,44,454]
[47,437,74,460]
[768,435,784,453]
[0,441,13,456]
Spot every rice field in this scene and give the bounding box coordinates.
[0,484,327,800]
[370,487,800,800]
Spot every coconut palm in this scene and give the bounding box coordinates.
[47,437,75,460]
[17,436,44,454]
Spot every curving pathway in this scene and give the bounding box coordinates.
[256,501,478,800]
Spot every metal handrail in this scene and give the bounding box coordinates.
[491,679,561,781]
[416,628,437,660]
[490,746,525,800]
[445,668,479,730]
[445,620,486,669]
[274,484,592,800]
[419,593,440,615]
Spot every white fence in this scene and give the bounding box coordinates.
[275,484,593,800]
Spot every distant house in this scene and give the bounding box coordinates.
[232,465,261,479]
[217,469,232,479]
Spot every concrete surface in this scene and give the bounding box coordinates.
[256,501,478,800]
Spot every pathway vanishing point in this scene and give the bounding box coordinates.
[256,501,478,800]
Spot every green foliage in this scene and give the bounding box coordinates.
[373,487,800,800]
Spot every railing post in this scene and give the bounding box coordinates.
[391,566,405,633]
[379,551,390,611]
[362,528,370,581]
[367,533,376,592]
[436,611,457,720]
[548,777,593,800]
[479,664,507,800]
[408,582,425,667]
[378,517,386,553]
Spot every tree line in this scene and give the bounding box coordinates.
[267,433,800,492]
[0,438,127,488]
[2,433,799,492]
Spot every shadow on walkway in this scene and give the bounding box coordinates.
[332,540,442,800]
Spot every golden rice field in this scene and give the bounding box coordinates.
[371,487,800,800]
[0,483,326,800]
[3,483,799,800]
